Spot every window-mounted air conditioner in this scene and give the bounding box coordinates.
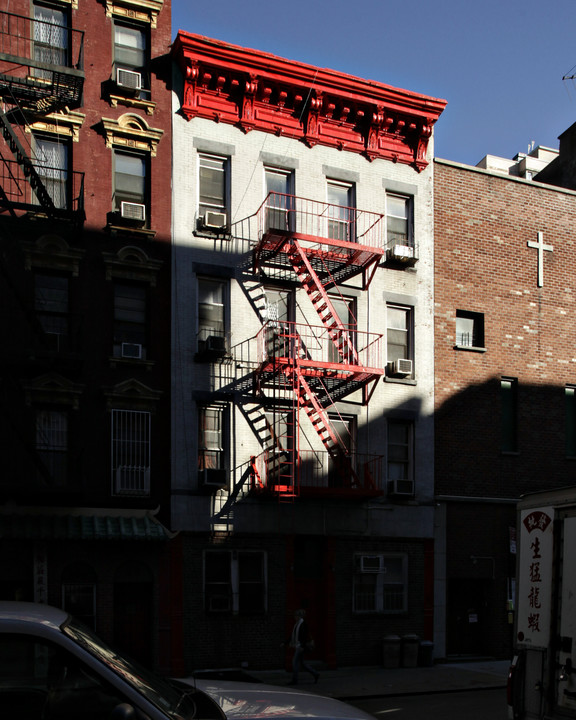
[199,468,227,489]
[388,358,413,377]
[202,211,227,230]
[116,67,142,90]
[388,245,415,263]
[206,335,227,355]
[121,342,143,359]
[388,478,414,497]
[120,202,146,222]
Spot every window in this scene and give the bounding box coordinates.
[456,310,485,348]
[36,409,68,486]
[199,154,228,227]
[328,414,355,487]
[35,273,69,352]
[204,550,266,614]
[386,304,413,375]
[114,22,148,90]
[111,409,151,496]
[386,193,412,248]
[327,180,355,242]
[113,150,147,220]
[34,136,69,209]
[197,277,226,353]
[113,283,147,359]
[34,3,69,75]
[198,405,224,471]
[62,563,96,630]
[264,167,294,232]
[501,377,518,453]
[327,294,356,364]
[353,554,407,613]
[387,419,414,495]
[566,386,576,458]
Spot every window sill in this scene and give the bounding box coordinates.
[193,229,233,241]
[108,223,156,239]
[109,94,156,116]
[454,344,487,353]
[384,376,416,385]
[109,356,155,370]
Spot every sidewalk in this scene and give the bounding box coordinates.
[248,659,510,700]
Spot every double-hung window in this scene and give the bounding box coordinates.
[327,180,355,242]
[114,151,147,222]
[265,167,294,232]
[387,419,414,496]
[353,554,407,613]
[198,405,224,471]
[36,409,68,486]
[33,3,69,75]
[114,22,148,92]
[113,283,147,359]
[199,154,229,229]
[111,409,151,496]
[386,304,413,377]
[204,550,266,614]
[34,136,69,209]
[386,193,413,249]
[35,273,69,352]
[327,294,356,365]
[197,277,226,354]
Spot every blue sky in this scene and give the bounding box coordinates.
[172,0,576,167]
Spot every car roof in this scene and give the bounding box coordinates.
[0,601,69,633]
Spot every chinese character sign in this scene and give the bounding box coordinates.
[516,508,553,648]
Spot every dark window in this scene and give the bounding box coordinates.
[113,283,147,359]
[387,419,414,496]
[198,405,224,470]
[111,409,151,496]
[353,554,407,613]
[456,310,485,348]
[114,22,148,91]
[386,193,413,248]
[199,154,228,224]
[265,167,294,231]
[35,273,69,351]
[566,386,576,458]
[327,180,355,242]
[204,551,266,614]
[36,409,68,486]
[501,377,518,453]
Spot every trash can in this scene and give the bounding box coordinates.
[419,640,434,667]
[401,634,420,668]
[383,635,401,668]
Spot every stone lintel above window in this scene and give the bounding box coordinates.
[104,378,162,412]
[24,373,84,409]
[103,246,163,286]
[102,113,163,156]
[105,0,164,28]
[23,235,85,276]
[25,110,85,142]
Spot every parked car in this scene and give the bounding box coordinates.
[0,602,373,720]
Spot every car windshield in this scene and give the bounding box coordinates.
[63,618,196,719]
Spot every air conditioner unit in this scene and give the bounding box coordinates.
[115,466,150,495]
[121,342,143,359]
[202,211,227,229]
[206,335,227,355]
[120,202,146,222]
[388,478,414,497]
[389,358,413,377]
[199,468,227,489]
[116,67,142,90]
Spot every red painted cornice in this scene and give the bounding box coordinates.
[172,32,446,171]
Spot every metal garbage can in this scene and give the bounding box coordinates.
[419,640,434,666]
[401,634,420,668]
[383,634,401,668]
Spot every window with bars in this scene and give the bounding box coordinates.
[353,554,407,613]
[111,409,151,496]
[204,551,266,614]
[36,409,68,486]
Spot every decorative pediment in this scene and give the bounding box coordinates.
[101,113,164,156]
[173,33,446,171]
[22,235,85,276]
[104,378,162,411]
[103,245,163,285]
[24,373,84,408]
[25,108,85,142]
[105,0,164,28]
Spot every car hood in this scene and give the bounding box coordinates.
[189,678,373,720]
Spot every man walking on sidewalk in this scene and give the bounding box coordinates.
[285,609,319,686]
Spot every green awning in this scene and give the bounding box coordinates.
[0,513,172,541]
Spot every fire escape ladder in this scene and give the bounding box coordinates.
[286,242,360,365]
[0,110,56,215]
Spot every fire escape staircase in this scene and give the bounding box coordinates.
[0,10,84,220]
[253,196,386,497]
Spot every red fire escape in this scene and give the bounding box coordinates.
[0,9,85,221]
[250,193,387,499]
